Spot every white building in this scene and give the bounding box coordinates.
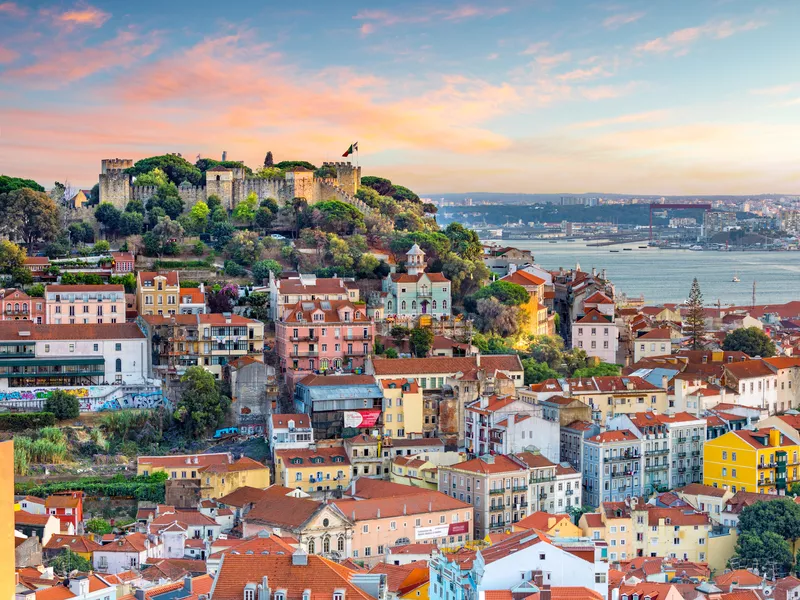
[18,496,46,514]
[723,359,779,414]
[633,328,674,363]
[179,284,207,314]
[571,310,619,364]
[93,533,163,574]
[554,463,583,512]
[268,413,315,457]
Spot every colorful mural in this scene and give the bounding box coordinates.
[0,385,167,412]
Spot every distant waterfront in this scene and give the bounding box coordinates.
[483,239,800,306]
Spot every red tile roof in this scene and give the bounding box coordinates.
[207,534,295,560]
[211,553,375,600]
[715,569,763,591]
[390,272,449,283]
[381,378,420,392]
[179,288,205,304]
[275,447,350,466]
[0,321,144,340]
[725,360,775,379]
[217,486,271,507]
[244,486,324,529]
[587,430,639,443]
[297,374,377,387]
[575,309,613,324]
[138,271,180,286]
[95,532,153,553]
[270,414,311,428]
[449,454,527,474]
[334,490,470,520]
[584,291,614,305]
[500,270,545,287]
[515,452,556,469]
[278,278,350,296]
[47,285,124,293]
[676,483,729,498]
[514,512,571,532]
[372,355,522,376]
[582,513,603,528]
[15,510,52,526]
[43,535,101,553]
[550,588,603,600]
[282,299,370,323]
[732,428,795,449]
[638,328,672,340]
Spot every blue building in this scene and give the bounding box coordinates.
[582,429,644,507]
[382,245,452,321]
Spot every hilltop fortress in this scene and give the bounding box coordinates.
[98,158,370,213]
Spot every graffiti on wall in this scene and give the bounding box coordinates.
[0,385,168,412]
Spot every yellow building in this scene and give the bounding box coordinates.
[513,512,582,537]
[381,378,423,438]
[136,271,180,316]
[703,427,800,494]
[137,452,270,499]
[630,504,712,563]
[400,580,429,600]
[0,441,13,600]
[390,456,438,490]
[578,502,634,563]
[500,270,550,336]
[274,447,352,495]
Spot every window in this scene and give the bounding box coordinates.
[115,343,122,351]
[363,525,369,533]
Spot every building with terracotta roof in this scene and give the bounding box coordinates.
[381,378,423,440]
[15,510,61,546]
[722,359,779,414]
[93,532,163,574]
[197,313,265,379]
[0,288,45,323]
[571,309,620,364]
[45,492,84,533]
[137,453,270,501]
[178,285,207,315]
[276,298,374,385]
[482,246,534,276]
[633,328,675,363]
[23,256,51,277]
[629,504,712,564]
[30,573,117,600]
[268,271,359,322]
[381,245,451,322]
[512,512,582,537]
[704,427,800,496]
[560,419,600,472]
[44,285,125,325]
[499,270,552,336]
[0,321,152,410]
[208,551,384,600]
[582,430,644,507]
[370,355,524,393]
[675,483,733,524]
[275,447,352,497]
[268,414,315,457]
[430,530,608,600]
[136,272,180,317]
[147,507,223,558]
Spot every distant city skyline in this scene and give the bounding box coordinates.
[1,0,799,194]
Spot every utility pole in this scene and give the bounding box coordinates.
[752,280,756,310]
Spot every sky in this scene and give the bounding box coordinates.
[1,0,800,195]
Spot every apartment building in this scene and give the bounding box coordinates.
[381,378,423,439]
[561,420,600,472]
[45,284,125,325]
[722,359,779,414]
[764,357,800,413]
[0,288,45,323]
[633,328,674,363]
[275,299,374,384]
[516,451,564,513]
[197,313,264,378]
[268,413,315,457]
[136,271,180,316]
[571,309,619,364]
[274,446,353,496]
[268,271,358,321]
[630,504,712,563]
[179,286,207,314]
[704,427,800,495]
[582,430,643,507]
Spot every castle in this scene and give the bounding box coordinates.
[98,158,370,213]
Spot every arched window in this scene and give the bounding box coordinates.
[337,536,345,552]
[323,536,330,554]
[334,359,342,369]
[432,300,437,309]
[307,538,315,554]
[14,303,19,311]
[401,301,406,310]
[320,359,329,370]
[443,300,448,309]
[216,175,221,181]
[115,358,122,372]
[411,301,416,310]
[395,537,410,546]
[387,300,392,310]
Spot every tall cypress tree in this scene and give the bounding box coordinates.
[264,151,274,168]
[685,277,706,350]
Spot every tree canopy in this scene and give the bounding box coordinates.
[44,390,80,420]
[126,155,203,186]
[722,326,776,357]
[684,278,705,350]
[0,175,44,195]
[0,188,60,250]
[410,327,434,358]
[173,366,231,436]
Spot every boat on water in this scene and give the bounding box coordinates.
[610,250,620,253]
[732,271,741,283]
[623,248,632,251]
[639,245,648,249]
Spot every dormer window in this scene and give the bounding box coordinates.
[303,591,311,600]
[275,591,286,600]
[291,458,303,465]
[297,312,302,320]
[244,583,257,600]
[333,592,344,600]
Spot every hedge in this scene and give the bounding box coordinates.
[152,259,213,269]
[15,472,168,503]
[0,412,57,431]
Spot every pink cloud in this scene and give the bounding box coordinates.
[750,83,798,96]
[603,12,644,30]
[557,65,608,82]
[635,18,765,55]
[0,45,19,63]
[4,28,160,85]
[40,2,111,30]
[569,109,670,129]
[579,82,639,101]
[536,52,571,67]
[0,2,26,17]
[520,41,549,56]
[354,4,508,35]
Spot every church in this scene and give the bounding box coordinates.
[382,244,452,321]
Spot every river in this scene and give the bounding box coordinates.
[482,239,800,306]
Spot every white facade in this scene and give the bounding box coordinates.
[571,317,619,364]
[19,498,46,514]
[665,417,707,488]
[553,466,582,513]
[475,537,609,600]
[93,538,163,574]
[633,334,673,363]
[268,414,315,457]
[732,372,779,414]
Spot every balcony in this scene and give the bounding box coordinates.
[538,492,548,499]
[645,448,669,456]
[290,334,317,342]
[691,450,701,457]
[489,504,504,512]
[692,435,702,441]
[758,462,776,469]
[345,334,373,341]
[607,453,640,462]
[489,488,505,495]
[345,349,370,357]
[290,351,319,357]
[512,485,528,492]
[677,452,687,458]
[565,489,574,496]
[691,464,702,471]
[644,464,664,473]
[530,475,556,484]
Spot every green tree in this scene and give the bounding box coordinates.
[95,203,122,235]
[738,497,800,550]
[133,167,169,187]
[567,505,596,525]
[314,200,365,235]
[227,231,262,265]
[109,273,136,294]
[68,221,94,244]
[684,278,706,350]
[1,188,60,250]
[391,326,410,347]
[445,222,482,261]
[722,327,777,358]
[522,358,560,385]
[85,518,113,535]
[187,201,211,233]
[0,175,45,194]
[466,280,529,312]
[233,192,258,224]
[92,240,110,254]
[210,221,236,251]
[27,283,45,297]
[733,531,793,574]
[126,155,203,186]
[207,195,222,213]
[385,348,399,359]
[252,259,282,284]
[126,199,145,214]
[151,217,184,249]
[573,363,622,378]
[224,260,247,277]
[473,298,524,337]
[247,292,269,321]
[51,548,92,576]
[410,327,434,358]
[0,240,26,275]
[274,160,316,171]
[254,207,275,230]
[44,390,80,420]
[441,252,490,302]
[264,151,274,167]
[173,366,230,437]
[118,211,144,236]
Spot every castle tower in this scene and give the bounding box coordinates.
[285,167,315,202]
[99,158,133,209]
[332,161,361,196]
[406,243,426,276]
[205,165,234,210]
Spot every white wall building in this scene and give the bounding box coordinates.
[633,329,674,363]
[554,463,583,513]
[93,533,163,574]
[571,310,619,364]
[723,360,779,414]
[268,413,315,457]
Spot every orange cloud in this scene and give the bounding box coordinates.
[635,18,765,55]
[4,28,159,85]
[0,2,26,17]
[536,52,571,67]
[569,110,670,129]
[520,41,549,55]
[750,83,798,96]
[557,65,608,82]
[40,2,111,30]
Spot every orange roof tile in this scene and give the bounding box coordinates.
[372,355,522,376]
[0,321,144,340]
[588,430,639,443]
[449,454,527,474]
[281,299,370,324]
[334,490,470,520]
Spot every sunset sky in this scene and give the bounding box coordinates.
[1,0,799,195]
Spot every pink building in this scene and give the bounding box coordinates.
[276,299,374,383]
[0,289,45,323]
[110,251,135,274]
[45,284,126,325]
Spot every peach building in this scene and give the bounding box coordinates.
[0,289,45,323]
[333,486,472,566]
[276,299,374,383]
[45,285,126,325]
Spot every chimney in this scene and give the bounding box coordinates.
[69,577,90,597]
[403,504,407,515]
[135,590,146,600]
[183,575,192,593]
[476,354,481,367]
[376,508,380,518]
[292,549,308,566]
[508,414,515,427]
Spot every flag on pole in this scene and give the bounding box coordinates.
[342,142,359,157]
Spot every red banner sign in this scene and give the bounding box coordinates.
[343,409,381,428]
